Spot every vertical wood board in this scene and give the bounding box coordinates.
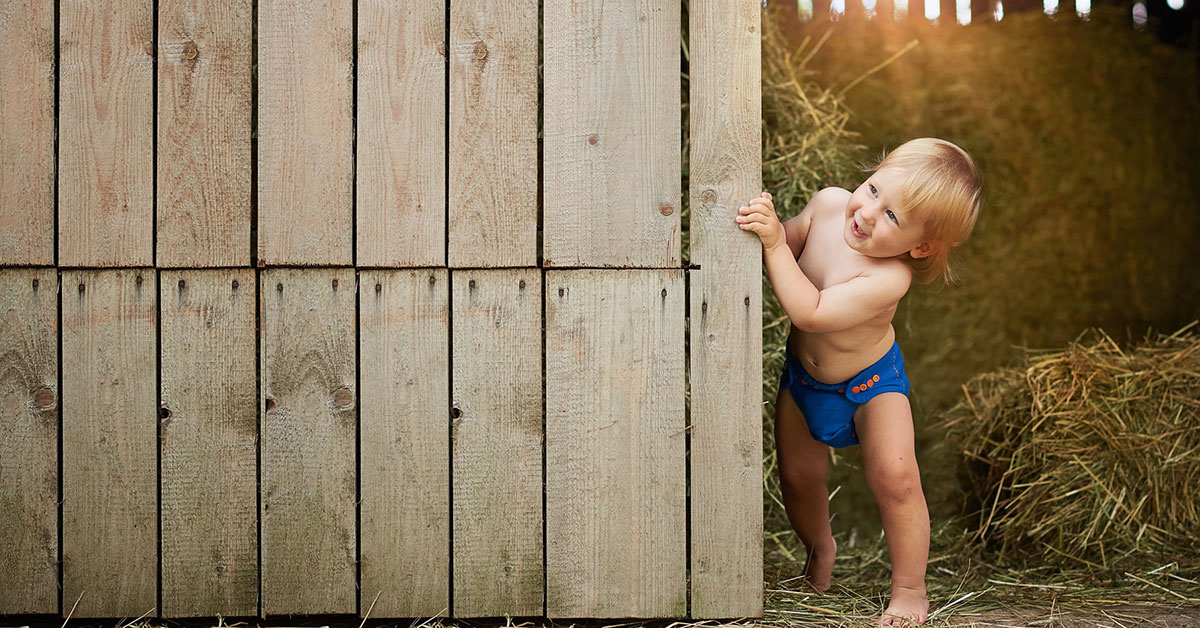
[61,269,157,616]
[359,269,450,616]
[688,271,763,618]
[357,1,446,267]
[157,0,253,267]
[451,269,543,616]
[447,0,538,268]
[260,268,356,614]
[59,0,154,267]
[160,269,257,617]
[543,0,681,268]
[545,269,686,617]
[687,1,763,616]
[0,1,55,265]
[258,0,352,265]
[0,269,59,613]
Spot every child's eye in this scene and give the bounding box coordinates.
[869,184,878,196]
[886,209,898,223]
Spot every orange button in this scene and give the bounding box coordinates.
[852,385,861,393]
[873,374,880,383]
[866,380,874,388]
[838,388,845,393]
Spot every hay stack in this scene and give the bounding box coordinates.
[941,325,1200,567]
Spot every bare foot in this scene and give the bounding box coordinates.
[802,537,836,592]
[878,586,928,626]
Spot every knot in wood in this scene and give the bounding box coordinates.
[473,41,488,60]
[659,202,674,216]
[701,189,717,204]
[588,135,598,145]
[32,386,55,410]
[231,279,239,290]
[332,386,354,409]
[178,279,186,290]
[182,41,199,60]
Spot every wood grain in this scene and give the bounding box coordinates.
[687,0,763,616]
[59,0,155,267]
[447,0,538,268]
[157,0,252,267]
[451,269,542,616]
[258,0,352,266]
[542,0,681,268]
[62,269,157,616]
[545,269,686,617]
[0,1,55,266]
[160,269,257,616]
[359,269,450,616]
[0,269,59,613]
[356,2,446,268]
[260,268,356,614]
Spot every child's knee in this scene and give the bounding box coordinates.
[865,460,922,505]
[780,456,828,493]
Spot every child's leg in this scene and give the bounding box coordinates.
[855,392,930,626]
[774,387,837,590]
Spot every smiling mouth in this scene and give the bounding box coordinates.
[851,220,868,239]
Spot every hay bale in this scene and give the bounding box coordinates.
[941,325,1200,567]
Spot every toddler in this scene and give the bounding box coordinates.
[736,138,981,626]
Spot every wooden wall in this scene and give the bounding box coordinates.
[0,0,761,619]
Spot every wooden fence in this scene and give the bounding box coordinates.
[0,0,762,619]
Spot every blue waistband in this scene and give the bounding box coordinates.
[784,341,905,396]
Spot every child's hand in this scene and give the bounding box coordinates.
[736,192,786,252]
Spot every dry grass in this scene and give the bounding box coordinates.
[939,324,1200,570]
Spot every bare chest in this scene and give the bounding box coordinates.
[796,212,870,289]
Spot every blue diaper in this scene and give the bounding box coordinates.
[779,341,911,448]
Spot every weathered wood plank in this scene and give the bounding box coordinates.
[359,269,450,616]
[157,0,252,267]
[451,269,542,616]
[0,2,55,266]
[545,270,686,617]
[357,2,446,268]
[542,1,681,268]
[59,0,154,267]
[160,269,257,617]
[258,0,352,266]
[260,268,356,614]
[688,0,763,617]
[62,269,157,616]
[447,0,538,268]
[0,269,59,613]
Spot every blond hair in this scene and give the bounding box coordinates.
[864,138,981,285]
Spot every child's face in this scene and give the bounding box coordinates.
[843,166,933,260]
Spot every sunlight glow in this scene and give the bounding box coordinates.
[798,0,814,18]
[994,0,1005,19]
[1076,0,1091,16]
[1044,0,1059,15]
[830,0,846,17]
[864,0,879,17]
[958,0,973,23]
[1167,0,1184,10]
[1132,1,1148,25]
[926,0,940,20]
[895,0,909,17]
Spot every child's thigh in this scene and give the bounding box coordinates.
[853,392,920,488]
[774,387,830,481]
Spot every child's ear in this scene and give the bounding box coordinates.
[909,241,936,259]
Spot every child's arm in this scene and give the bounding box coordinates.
[737,193,910,333]
[778,188,842,259]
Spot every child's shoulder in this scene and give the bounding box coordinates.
[803,186,851,218]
